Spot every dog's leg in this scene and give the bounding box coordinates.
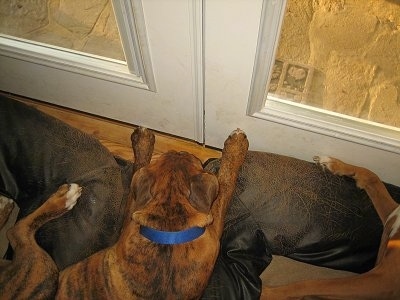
[314,156,398,225]
[211,129,248,237]
[125,127,155,226]
[1,184,81,300]
[314,156,399,266]
[131,127,155,173]
[7,184,82,258]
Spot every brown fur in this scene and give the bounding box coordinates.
[262,156,400,300]
[0,184,81,300]
[56,128,248,299]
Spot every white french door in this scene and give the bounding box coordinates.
[203,0,400,186]
[0,0,204,142]
[1,0,399,186]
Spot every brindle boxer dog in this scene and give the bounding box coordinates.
[56,128,248,299]
[0,183,82,300]
[262,156,400,300]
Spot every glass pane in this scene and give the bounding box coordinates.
[0,0,125,61]
[267,0,400,128]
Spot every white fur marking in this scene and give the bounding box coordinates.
[316,156,332,164]
[229,128,244,137]
[65,183,82,210]
[387,206,400,238]
[0,196,13,209]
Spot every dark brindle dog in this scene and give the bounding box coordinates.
[0,183,82,299]
[56,127,248,299]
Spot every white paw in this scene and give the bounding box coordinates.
[313,155,332,164]
[229,128,245,137]
[313,156,335,172]
[0,196,13,209]
[65,184,82,210]
[313,155,334,170]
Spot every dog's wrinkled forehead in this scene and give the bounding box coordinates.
[131,151,204,201]
[151,151,203,175]
[131,150,218,229]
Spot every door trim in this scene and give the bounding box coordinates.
[191,0,205,143]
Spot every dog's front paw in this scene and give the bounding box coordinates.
[314,155,338,172]
[65,184,82,210]
[131,127,155,147]
[314,155,354,177]
[49,184,82,212]
[313,155,332,168]
[131,127,155,167]
[222,129,249,164]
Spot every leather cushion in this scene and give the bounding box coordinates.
[201,190,271,299]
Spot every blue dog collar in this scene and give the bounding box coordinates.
[140,225,205,245]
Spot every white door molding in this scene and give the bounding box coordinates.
[112,0,156,90]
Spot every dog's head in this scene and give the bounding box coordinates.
[130,151,219,231]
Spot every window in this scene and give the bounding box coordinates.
[0,0,125,61]
[0,0,154,89]
[248,0,400,153]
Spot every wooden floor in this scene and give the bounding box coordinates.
[11,96,221,163]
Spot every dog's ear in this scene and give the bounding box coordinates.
[131,168,154,207]
[189,172,219,213]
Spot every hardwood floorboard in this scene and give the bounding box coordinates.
[7,95,221,163]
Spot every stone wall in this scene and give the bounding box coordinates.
[0,0,124,60]
[271,0,400,127]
